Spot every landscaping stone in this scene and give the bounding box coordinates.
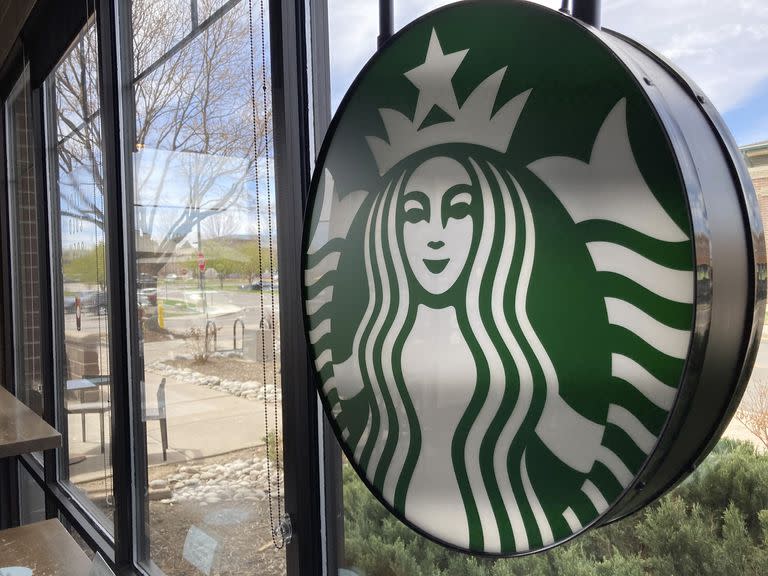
[158,456,283,506]
[146,359,283,403]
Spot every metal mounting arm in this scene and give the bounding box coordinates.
[378,0,394,48]
[572,0,602,28]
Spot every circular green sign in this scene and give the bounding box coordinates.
[303,0,763,556]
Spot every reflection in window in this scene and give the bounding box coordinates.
[45,20,115,530]
[126,0,283,573]
[5,67,43,418]
[18,466,45,525]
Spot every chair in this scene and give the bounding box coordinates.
[142,378,168,461]
[66,376,111,454]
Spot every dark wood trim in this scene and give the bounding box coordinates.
[21,0,91,89]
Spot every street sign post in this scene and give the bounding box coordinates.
[198,252,207,315]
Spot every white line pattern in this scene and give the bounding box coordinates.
[612,354,676,410]
[582,480,609,514]
[563,507,582,533]
[309,319,331,345]
[522,451,554,546]
[489,166,531,551]
[365,183,397,481]
[607,404,657,454]
[605,298,690,359]
[315,349,332,373]
[596,446,633,487]
[464,158,503,552]
[304,251,341,287]
[382,173,411,504]
[587,242,693,304]
[306,286,334,315]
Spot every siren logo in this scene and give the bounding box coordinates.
[305,4,694,556]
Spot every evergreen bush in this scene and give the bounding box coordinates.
[341,439,768,575]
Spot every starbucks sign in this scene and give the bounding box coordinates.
[302,0,766,555]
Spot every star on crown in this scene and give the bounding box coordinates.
[366,29,531,176]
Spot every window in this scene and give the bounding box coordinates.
[16,2,768,576]
[18,467,45,525]
[45,17,116,531]
[5,67,43,418]
[124,0,286,573]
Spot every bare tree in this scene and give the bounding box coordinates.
[735,378,768,450]
[202,211,241,239]
[52,0,272,278]
[53,24,104,229]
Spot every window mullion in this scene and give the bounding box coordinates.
[269,0,324,574]
[95,0,134,567]
[27,81,58,519]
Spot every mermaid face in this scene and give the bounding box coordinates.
[402,156,475,295]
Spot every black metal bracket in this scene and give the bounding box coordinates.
[572,0,601,28]
[378,0,393,48]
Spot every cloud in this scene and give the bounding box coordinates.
[328,0,559,108]
[735,114,768,146]
[328,0,378,107]
[328,0,768,140]
[603,0,768,113]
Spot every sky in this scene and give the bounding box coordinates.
[328,0,768,146]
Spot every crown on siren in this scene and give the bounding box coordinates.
[366,29,531,176]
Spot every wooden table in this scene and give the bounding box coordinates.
[0,386,61,458]
[0,519,91,574]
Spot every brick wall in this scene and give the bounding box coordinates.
[9,84,43,414]
[760,195,768,239]
[66,334,101,379]
[753,176,768,198]
[746,157,768,253]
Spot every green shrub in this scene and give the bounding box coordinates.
[676,439,768,536]
[341,439,768,576]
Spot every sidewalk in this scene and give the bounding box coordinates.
[67,356,281,485]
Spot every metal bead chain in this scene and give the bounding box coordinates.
[249,0,285,550]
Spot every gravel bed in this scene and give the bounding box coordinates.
[75,448,287,576]
[148,356,282,403]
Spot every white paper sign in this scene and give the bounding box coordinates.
[0,568,33,576]
[182,525,218,575]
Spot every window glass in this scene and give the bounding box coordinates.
[59,514,98,562]
[132,0,191,80]
[327,2,768,575]
[125,0,285,573]
[45,19,116,531]
[18,466,45,525]
[4,67,43,418]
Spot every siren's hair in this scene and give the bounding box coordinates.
[348,152,553,552]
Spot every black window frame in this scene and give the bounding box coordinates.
[0,0,337,573]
